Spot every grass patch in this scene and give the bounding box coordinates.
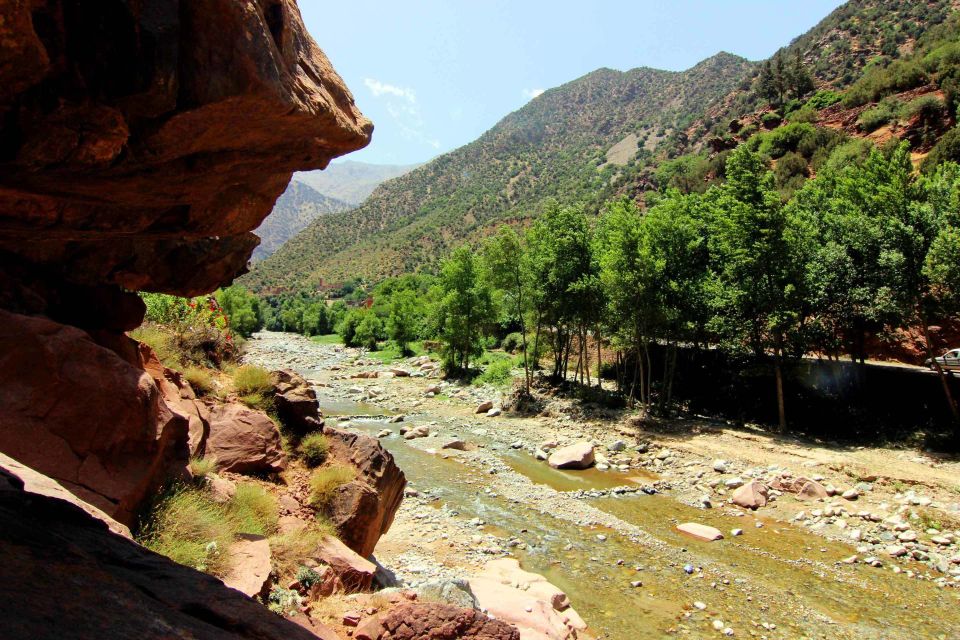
[131,325,180,369]
[188,456,215,479]
[227,483,278,536]
[299,432,330,467]
[232,365,274,396]
[308,464,357,510]
[238,391,273,412]
[366,341,426,364]
[269,520,336,579]
[183,366,216,396]
[474,358,515,387]
[915,507,960,533]
[311,333,344,345]
[140,486,234,576]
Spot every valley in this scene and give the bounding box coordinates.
[244,331,960,639]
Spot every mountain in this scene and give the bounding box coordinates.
[293,160,421,205]
[243,0,958,293]
[251,181,352,261]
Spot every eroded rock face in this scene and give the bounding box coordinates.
[324,426,407,557]
[0,309,189,525]
[203,401,287,475]
[0,0,371,309]
[0,462,320,640]
[359,603,521,640]
[274,369,324,436]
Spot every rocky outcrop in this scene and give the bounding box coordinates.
[0,0,371,313]
[324,426,406,557]
[0,309,189,525]
[273,369,324,436]
[0,460,322,640]
[313,534,377,593]
[202,401,287,475]
[223,534,273,598]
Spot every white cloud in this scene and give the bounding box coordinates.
[365,78,439,150]
[522,88,545,100]
[364,78,417,103]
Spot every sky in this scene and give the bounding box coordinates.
[299,0,846,166]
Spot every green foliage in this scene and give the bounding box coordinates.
[267,587,302,615]
[756,50,813,107]
[232,365,274,396]
[923,127,960,172]
[432,246,495,372]
[299,432,330,467]
[296,565,323,589]
[308,464,357,510]
[857,97,901,132]
[311,333,343,345]
[474,357,514,387]
[215,285,263,338]
[228,483,278,536]
[843,58,928,107]
[139,487,235,576]
[806,90,843,110]
[354,312,385,350]
[387,289,419,355]
[501,332,525,353]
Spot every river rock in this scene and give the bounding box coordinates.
[477,558,571,611]
[731,480,769,510]
[548,442,596,470]
[677,523,724,542]
[203,400,287,475]
[442,438,468,451]
[404,425,430,440]
[390,368,411,377]
[415,579,479,609]
[796,479,829,500]
[425,385,441,395]
[486,407,502,417]
[712,459,728,473]
[223,534,272,598]
[476,401,494,414]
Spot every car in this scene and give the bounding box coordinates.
[925,348,960,371]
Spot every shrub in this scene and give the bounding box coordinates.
[308,464,356,510]
[857,98,900,132]
[188,456,215,479]
[474,358,514,387]
[821,138,875,173]
[131,325,179,368]
[843,59,928,107]
[756,123,816,159]
[296,565,323,588]
[760,112,782,129]
[232,365,274,396]
[774,151,809,195]
[183,366,215,396]
[139,487,234,576]
[267,586,302,615]
[899,94,945,122]
[501,332,524,354]
[787,105,818,124]
[922,127,960,172]
[227,483,278,536]
[299,432,330,467]
[806,89,842,110]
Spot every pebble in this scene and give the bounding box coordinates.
[731,529,743,537]
[683,564,695,574]
[693,601,707,610]
[842,489,859,501]
[712,619,724,630]
[712,460,728,473]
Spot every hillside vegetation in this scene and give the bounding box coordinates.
[251,181,351,261]
[244,0,959,292]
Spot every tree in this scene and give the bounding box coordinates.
[432,246,494,373]
[707,147,810,430]
[482,226,533,393]
[387,289,419,355]
[215,285,263,338]
[354,312,384,350]
[788,50,814,99]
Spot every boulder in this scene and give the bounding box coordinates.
[416,579,479,609]
[0,463,322,640]
[441,438,468,451]
[222,534,272,598]
[403,425,430,440]
[477,558,570,611]
[273,369,323,436]
[203,400,287,475]
[469,577,580,639]
[323,427,407,557]
[206,473,238,503]
[0,309,189,525]
[677,523,724,542]
[476,401,494,414]
[314,535,377,593]
[367,603,520,640]
[548,442,595,470]
[796,479,829,500]
[390,368,411,377]
[731,480,769,510]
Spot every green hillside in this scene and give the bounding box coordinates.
[243,0,958,292]
[251,181,351,261]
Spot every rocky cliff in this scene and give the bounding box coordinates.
[0,3,371,637]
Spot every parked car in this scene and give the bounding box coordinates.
[925,348,960,371]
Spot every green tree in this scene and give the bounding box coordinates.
[707,147,810,430]
[432,246,494,373]
[387,289,419,355]
[214,285,263,338]
[354,311,384,350]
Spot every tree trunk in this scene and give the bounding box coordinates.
[774,350,786,432]
[596,325,603,389]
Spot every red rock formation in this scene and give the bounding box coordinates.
[356,603,521,640]
[324,426,407,557]
[0,459,322,640]
[0,0,371,308]
[203,401,287,475]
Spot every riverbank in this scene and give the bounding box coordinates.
[243,331,960,639]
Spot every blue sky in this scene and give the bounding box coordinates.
[299,1,846,165]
